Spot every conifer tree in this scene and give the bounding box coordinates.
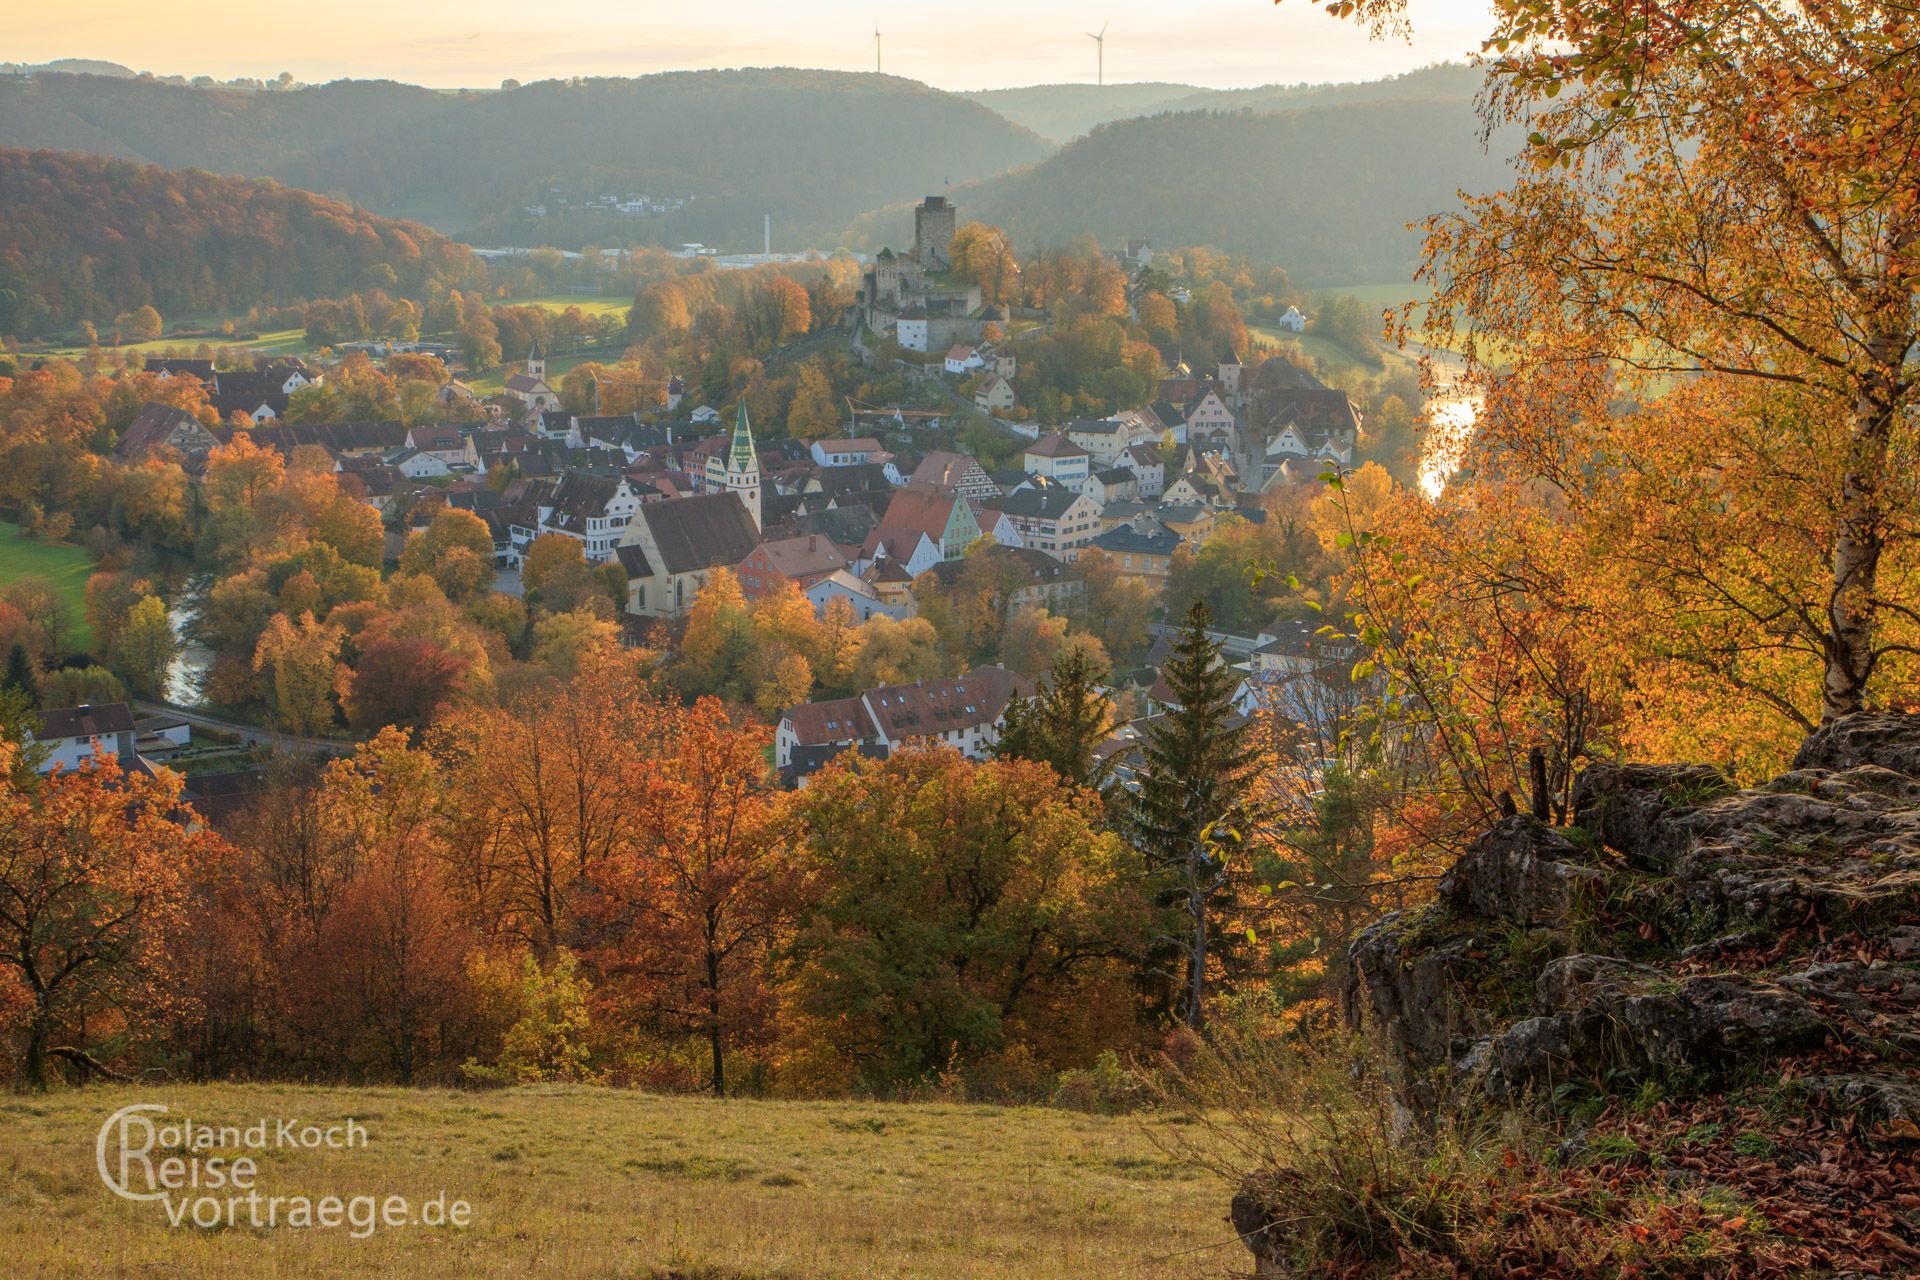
[1129,599,1261,1033]
[991,643,1116,791]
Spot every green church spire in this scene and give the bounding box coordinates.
[729,400,758,470]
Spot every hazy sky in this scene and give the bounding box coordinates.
[14,0,1496,91]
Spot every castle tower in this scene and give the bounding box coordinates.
[912,196,955,269]
[526,341,546,381]
[726,400,761,531]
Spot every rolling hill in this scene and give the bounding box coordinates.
[0,148,486,337]
[964,63,1486,143]
[962,82,1206,145]
[0,70,1051,251]
[853,86,1514,285]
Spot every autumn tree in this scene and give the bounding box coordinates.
[108,594,179,699]
[433,653,658,952]
[521,534,615,617]
[253,610,343,735]
[398,508,495,602]
[849,615,944,688]
[585,701,798,1096]
[308,731,474,1081]
[0,749,206,1086]
[789,749,1149,1087]
[1317,0,1920,729]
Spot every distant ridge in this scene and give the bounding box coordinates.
[0,69,1050,249]
[965,64,1484,144]
[850,87,1515,286]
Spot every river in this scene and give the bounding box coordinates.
[1415,347,1481,499]
[164,576,215,707]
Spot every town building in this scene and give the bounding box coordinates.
[1022,432,1092,491]
[31,703,138,774]
[774,666,1033,784]
[618,492,764,618]
[998,487,1102,563]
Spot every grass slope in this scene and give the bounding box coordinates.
[0,522,94,652]
[0,1084,1228,1279]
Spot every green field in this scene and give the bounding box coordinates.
[466,354,595,396]
[21,326,316,363]
[502,294,633,321]
[0,1083,1231,1279]
[0,522,95,652]
[1308,279,1430,312]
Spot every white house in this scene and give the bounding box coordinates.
[31,704,138,775]
[1275,306,1308,333]
[1022,432,1092,490]
[390,447,452,480]
[944,344,985,375]
[810,437,885,468]
[896,317,930,352]
[539,472,645,563]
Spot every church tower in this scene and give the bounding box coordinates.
[726,401,761,531]
[526,341,546,382]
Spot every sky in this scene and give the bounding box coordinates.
[12,0,1496,92]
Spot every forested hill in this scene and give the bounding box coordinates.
[0,149,486,337]
[850,94,1515,285]
[0,70,1051,250]
[965,63,1485,143]
[962,82,1206,145]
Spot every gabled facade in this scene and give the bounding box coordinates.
[618,492,764,618]
[1022,432,1091,490]
[999,487,1102,563]
[774,667,1034,782]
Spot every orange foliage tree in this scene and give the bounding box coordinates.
[0,751,212,1087]
[583,699,801,1096]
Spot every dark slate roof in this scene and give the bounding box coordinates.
[144,357,215,379]
[772,503,880,550]
[614,543,654,579]
[634,493,762,575]
[1093,466,1134,485]
[228,420,407,457]
[1000,487,1084,520]
[1093,524,1182,556]
[924,543,1081,587]
[36,702,136,740]
[115,402,206,462]
[209,370,288,418]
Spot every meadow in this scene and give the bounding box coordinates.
[0,1083,1233,1279]
[0,522,95,652]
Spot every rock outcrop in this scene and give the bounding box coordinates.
[1343,712,1920,1121]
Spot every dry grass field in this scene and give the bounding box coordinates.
[0,1083,1236,1279]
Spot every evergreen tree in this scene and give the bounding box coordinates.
[992,644,1117,791]
[1128,599,1262,1033]
[1,643,36,701]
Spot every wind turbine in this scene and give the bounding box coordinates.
[1086,21,1108,87]
[874,26,883,74]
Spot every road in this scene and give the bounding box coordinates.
[132,699,343,753]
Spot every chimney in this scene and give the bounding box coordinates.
[808,534,817,550]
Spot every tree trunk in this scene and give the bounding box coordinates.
[1824,377,1897,722]
[707,944,725,1097]
[1185,863,1209,1036]
[24,1009,49,1091]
